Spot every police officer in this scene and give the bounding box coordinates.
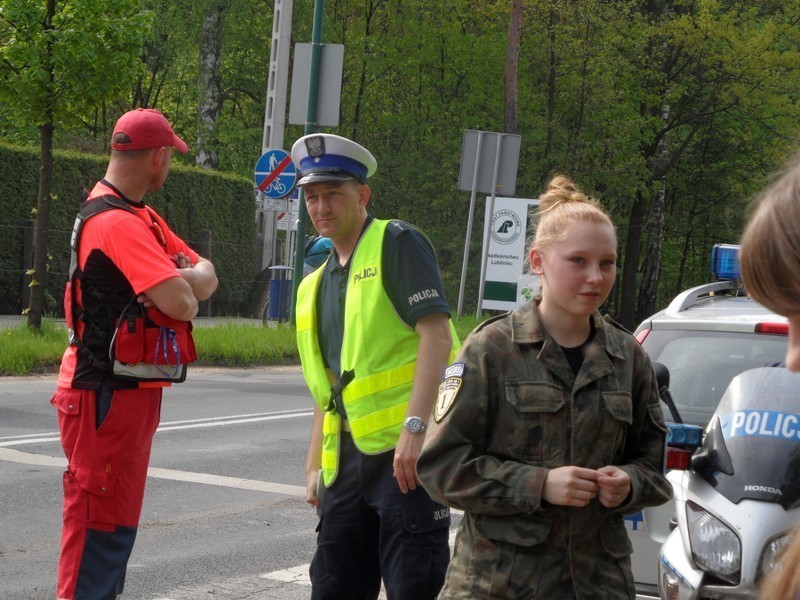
[417,175,672,599]
[292,133,460,600]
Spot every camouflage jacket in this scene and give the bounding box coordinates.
[417,301,672,600]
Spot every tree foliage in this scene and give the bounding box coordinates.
[0,0,152,327]
[2,0,800,326]
[0,0,151,130]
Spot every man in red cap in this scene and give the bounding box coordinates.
[52,108,217,600]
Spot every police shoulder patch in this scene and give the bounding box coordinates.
[434,363,465,422]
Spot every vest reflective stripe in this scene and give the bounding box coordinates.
[349,401,408,441]
[320,412,340,477]
[341,359,417,435]
[296,271,330,405]
[296,219,460,486]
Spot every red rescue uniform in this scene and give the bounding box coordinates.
[53,180,198,600]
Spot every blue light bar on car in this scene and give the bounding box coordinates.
[667,423,703,449]
[711,243,741,280]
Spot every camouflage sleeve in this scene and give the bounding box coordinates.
[616,343,673,513]
[418,327,548,515]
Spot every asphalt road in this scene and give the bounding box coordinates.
[2,366,660,600]
[0,367,330,599]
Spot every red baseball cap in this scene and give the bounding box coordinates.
[111,108,189,153]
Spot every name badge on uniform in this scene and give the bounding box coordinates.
[434,363,465,422]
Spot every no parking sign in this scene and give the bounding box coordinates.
[254,149,297,199]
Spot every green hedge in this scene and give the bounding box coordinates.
[0,143,259,317]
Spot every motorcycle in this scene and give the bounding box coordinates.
[646,366,800,599]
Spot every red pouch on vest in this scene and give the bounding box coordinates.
[145,308,197,365]
[109,305,195,383]
[113,310,147,365]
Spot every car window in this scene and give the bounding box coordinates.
[642,330,788,427]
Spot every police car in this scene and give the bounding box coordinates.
[627,244,789,599]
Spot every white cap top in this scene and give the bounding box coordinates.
[291,133,377,186]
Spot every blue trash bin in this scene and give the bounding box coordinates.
[267,266,293,321]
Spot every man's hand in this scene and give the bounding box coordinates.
[137,292,155,308]
[306,469,320,508]
[393,428,425,494]
[542,466,600,507]
[173,252,194,269]
[177,256,218,301]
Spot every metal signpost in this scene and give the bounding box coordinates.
[456,130,521,317]
[254,150,298,320]
[288,0,342,324]
[257,0,293,277]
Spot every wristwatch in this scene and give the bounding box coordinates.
[402,416,427,434]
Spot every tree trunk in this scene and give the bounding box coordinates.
[352,1,380,141]
[637,186,665,322]
[618,191,645,330]
[543,9,557,160]
[27,122,55,330]
[195,0,227,169]
[26,0,56,330]
[637,101,670,322]
[504,0,523,134]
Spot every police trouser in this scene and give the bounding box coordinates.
[52,380,162,600]
[310,430,451,600]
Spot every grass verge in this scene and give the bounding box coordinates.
[0,313,491,376]
[0,320,67,375]
[192,322,298,367]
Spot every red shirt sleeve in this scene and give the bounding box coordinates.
[78,207,195,295]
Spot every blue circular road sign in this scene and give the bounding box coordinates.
[254,149,297,199]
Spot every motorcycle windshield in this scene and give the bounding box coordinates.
[698,367,800,509]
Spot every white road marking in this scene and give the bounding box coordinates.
[260,564,312,586]
[0,408,313,496]
[0,409,313,447]
[0,447,65,467]
[147,466,305,496]
[259,528,460,590]
[0,446,306,496]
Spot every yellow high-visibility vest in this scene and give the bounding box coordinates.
[296,219,459,485]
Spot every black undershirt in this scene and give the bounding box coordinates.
[560,319,597,375]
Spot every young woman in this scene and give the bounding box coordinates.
[739,159,800,372]
[417,175,672,599]
[739,156,800,600]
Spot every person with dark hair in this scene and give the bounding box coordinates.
[291,133,460,600]
[52,108,217,600]
[417,175,671,599]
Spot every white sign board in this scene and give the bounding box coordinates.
[289,43,344,127]
[275,197,299,232]
[481,197,540,311]
[458,130,521,195]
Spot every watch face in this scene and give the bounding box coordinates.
[405,417,425,433]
